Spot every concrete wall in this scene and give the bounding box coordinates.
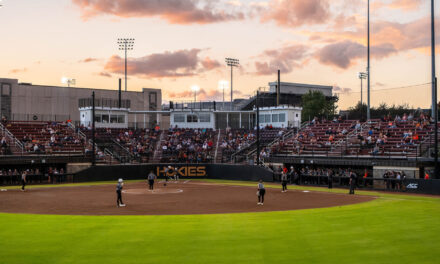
[0,78,162,126]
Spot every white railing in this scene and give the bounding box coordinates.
[0,122,24,154]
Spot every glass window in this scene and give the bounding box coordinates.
[174,114,185,123]
[296,113,298,117]
[187,114,198,123]
[265,114,271,123]
[102,115,109,123]
[110,115,118,123]
[199,114,210,123]
[259,115,265,123]
[94,115,102,123]
[272,114,279,122]
[2,84,11,96]
[118,115,125,123]
[279,113,286,122]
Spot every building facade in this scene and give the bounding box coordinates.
[0,78,162,127]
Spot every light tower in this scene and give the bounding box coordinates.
[117,38,135,92]
[218,80,228,109]
[225,58,239,110]
[191,85,200,103]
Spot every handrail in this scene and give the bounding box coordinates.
[0,122,24,154]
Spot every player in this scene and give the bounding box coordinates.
[281,171,288,192]
[147,170,156,190]
[116,178,125,207]
[257,179,266,205]
[349,171,357,195]
[174,166,179,182]
[21,170,27,191]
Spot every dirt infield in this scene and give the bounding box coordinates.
[0,181,375,215]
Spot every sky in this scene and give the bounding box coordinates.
[0,0,439,110]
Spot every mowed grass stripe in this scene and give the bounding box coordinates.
[0,185,439,264]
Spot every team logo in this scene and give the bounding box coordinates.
[156,166,206,177]
[406,183,418,189]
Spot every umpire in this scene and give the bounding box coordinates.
[148,170,156,190]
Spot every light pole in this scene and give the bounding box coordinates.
[225,58,239,110]
[218,80,228,109]
[358,72,367,106]
[431,0,438,178]
[191,85,200,104]
[117,38,135,92]
[367,0,371,121]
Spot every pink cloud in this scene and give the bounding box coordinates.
[104,49,219,79]
[261,0,330,27]
[72,0,244,24]
[9,68,27,74]
[315,40,396,69]
[98,71,112,78]
[254,44,308,75]
[79,57,99,63]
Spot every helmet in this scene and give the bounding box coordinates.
[168,166,172,169]
[118,178,123,183]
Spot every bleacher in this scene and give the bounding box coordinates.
[5,121,85,154]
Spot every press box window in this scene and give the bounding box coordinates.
[102,115,109,123]
[187,114,198,123]
[117,115,125,123]
[199,114,210,123]
[174,114,185,123]
[110,115,118,123]
[265,114,271,123]
[279,113,286,122]
[94,115,102,123]
[272,114,279,122]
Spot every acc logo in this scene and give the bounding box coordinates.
[406,183,418,189]
[156,166,206,177]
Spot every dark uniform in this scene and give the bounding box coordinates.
[281,173,288,192]
[349,172,357,194]
[148,171,156,190]
[116,180,125,207]
[258,181,266,205]
[21,172,26,191]
[328,171,333,189]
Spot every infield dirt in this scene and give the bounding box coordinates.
[0,181,375,215]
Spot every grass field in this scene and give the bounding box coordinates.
[0,180,439,264]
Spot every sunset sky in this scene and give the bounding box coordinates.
[0,0,439,109]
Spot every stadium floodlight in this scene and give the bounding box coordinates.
[191,85,200,102]
[218,80,228,109]
[225,57,239,109]
[61,77,76,87]
[117,38,135,92]
[367,0,371,120]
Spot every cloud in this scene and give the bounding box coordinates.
[261,0,330,27]
[375,82,386,87]
[104,49,219,79]
[315,41,397,69]
[79,57,99,63]
[98,71,112,78]
[373,0,423,11]
[72,0,245,24]
[254,44,308,75]
[9,68,27,74]
[168,88,223,100]
[201,57,221,70]
[333,86,352,94]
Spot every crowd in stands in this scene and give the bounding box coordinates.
[6,121,85,154]
[220,128,255,157]
[160,128,216,163]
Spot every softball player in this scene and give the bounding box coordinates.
[257,179,266,205]
[21,170,27,191]
[116,178,125,207]
[281,172,288,192]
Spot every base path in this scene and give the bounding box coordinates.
[0,182,375,215]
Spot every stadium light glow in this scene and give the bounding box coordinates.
[61,77,76,87]
[117,38,135,92]
[225,57,239,109]
[191,85,200,102]
[218,80,228,109]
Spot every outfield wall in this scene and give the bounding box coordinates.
[74,164,274,183]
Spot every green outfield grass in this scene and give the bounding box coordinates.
[0,180,439,264]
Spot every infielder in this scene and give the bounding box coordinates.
[257,179,266,205]
[116,178,125,207]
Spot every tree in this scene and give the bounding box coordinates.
[301,91,338,122]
